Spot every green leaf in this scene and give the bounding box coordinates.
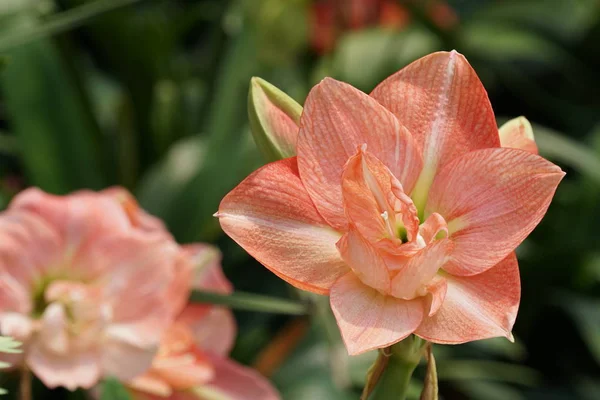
[101,377,132,400]
[532,124,600,184]
[189,289,308,315]
[437,360,541,386]
[0,0,144,53]
[0,14,107,193]
[557,294,600,364]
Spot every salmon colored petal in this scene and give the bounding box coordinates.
[0,313,33,342]
[389,239,452,299]
[371,51,499,207]
[498,116,538,154]
[0,210,61,298]
[425,276,447,317]
[416,253,520,343]
[201,353,280,400]
[9,188,131,251]
[152,354,214,389]
[426,147,564,276]
[27,343,101,390]
[418,212,448,244]
[336,227,390,294]
[297,78,423,229]
[341,148,419,244]
[217,158,348,295]
[182,245,232,294]
[128,374,172,397]
[101,336,157,382]
[178,304,237,356]
[0,277,30,315]
[330,273,424,355]
[102,186,170,237]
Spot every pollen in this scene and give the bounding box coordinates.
[381,211,389,221]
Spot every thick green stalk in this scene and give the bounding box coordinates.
[370,336,425,400]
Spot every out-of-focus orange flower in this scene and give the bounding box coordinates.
[218,51,564,355]
[310,0,457,54]
[0,188,197,390]
[127,250,280,400]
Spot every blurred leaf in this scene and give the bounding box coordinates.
[273,327,356,400]
[60,0,176,173]
[466,336,528,361]
[330,27,439,91]
[469,0,600,41]
[245,0,309,66]
[437,360,541,386]
[0,14,106,193]
[558,294,600,365]
[456,381,525,400]
[533,123,600,184]
[101,377,132,400]
[461,23,566,65]
[156,32,263,242]
[189,289,308,315]
[137,135,207,214]
[0,0,143,53]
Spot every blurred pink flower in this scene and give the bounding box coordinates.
[0,187,193,390]
[217,51,564,355]
[127,249,280,400]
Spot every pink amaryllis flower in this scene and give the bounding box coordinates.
[127,248,280,400]
[217,51,564,355]
[0,187,195,390]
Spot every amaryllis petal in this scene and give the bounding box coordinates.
[426,147,564,276]
[336,226,390,294]
[389,239,452,299]
[200,353,280,400]
[101,336,157,382]
[416,253,520,343]
[370,51,499,207]
[217,158,348,295]
[178,305,236,357]
[27,343,101,390]
[330,273,424,355]
[297,78,423,229]
[102,186,169,237]
[0,210,61,298]
[128,374,172,397]
[9,188,131,250]
[341,148,419,244]
[499,116,538,154]
[425,277,447,317]
[183,245,232,294]
[151,353,214,390]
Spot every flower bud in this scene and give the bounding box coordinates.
[248,77,302,161]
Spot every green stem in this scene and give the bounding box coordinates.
[189,289,308,315]
[370,336,425,400]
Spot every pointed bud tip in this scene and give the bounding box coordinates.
[507,332,515,343]
[213,211,221,218]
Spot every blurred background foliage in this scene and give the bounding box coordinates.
[0,0,599,399]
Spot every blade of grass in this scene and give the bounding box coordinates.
[0,0,144,53]
[190,290,308,315]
